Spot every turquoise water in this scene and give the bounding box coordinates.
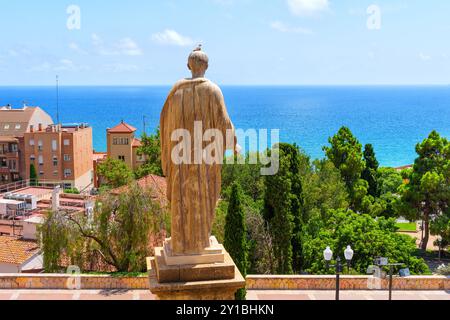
[1,86,449,167]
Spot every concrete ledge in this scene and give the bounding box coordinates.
[0,274,150,290]
[246,275,450,291]
[0,274,448,291]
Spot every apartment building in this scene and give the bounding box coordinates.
[23,124,94,191]
[0,105,53,184]
[106,121,145,170]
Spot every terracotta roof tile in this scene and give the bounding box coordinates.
[0,236,40,265]
[110,174,167,206]
[132,138,142,148]
[107,121,137,133]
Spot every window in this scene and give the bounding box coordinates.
[64,169,72,178]
[15,124,21,130]
[64,139,70,146]
[38,155,43,165]
[38,140,43,151]
[53,170,58,176]
[30,154,35,161]
[118,155,125,162]
[39,171,44,176]
[52,140,57,151]
[29,139,35,146]
[10,144,18,152]
[4,124,10,130]
[53,157,58,166]
[113,138,129,145]
[64,154,71,161]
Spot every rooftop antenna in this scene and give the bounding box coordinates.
[56,75,60,125]
[143,115,147,135]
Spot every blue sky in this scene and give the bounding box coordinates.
[0,0,449,85]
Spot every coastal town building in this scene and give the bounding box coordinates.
[0,105,53,185]
[23,123,94,191]
[1,105,94,192]
[106,121,145,170]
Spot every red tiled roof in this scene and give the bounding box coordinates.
[110,174,167,206]
[132,138,142,148]
[107,121,137,133]
[0,236,40,265]
[93,152,107,162]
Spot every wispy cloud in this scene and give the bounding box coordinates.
[270,21,313,35]
[68,42,88,55]
[91,34,143,56]
[28,59,89,72]
[117,38,143,56]
[287,0,329,16]
[419,53,432,61]
[151,29,194,47]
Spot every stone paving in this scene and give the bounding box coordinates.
[0,289,448,300]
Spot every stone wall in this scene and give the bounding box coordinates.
[246,275,450,291]
[0,274,448,290]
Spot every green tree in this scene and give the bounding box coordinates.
[40,184,168,272]
[302,159,349,221]
[323,127,367,209]
[301,209,429,275]
[222,153,265,203]
[263,145,294,274]
[362,144,379,197]
[97,158,134,188]
[224,183,248,300]
[401,131,450,250]
[135,128,163,178]
[30,163,38,186]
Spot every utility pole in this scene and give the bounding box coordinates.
[56,75,60,124]
[143,115,147,135]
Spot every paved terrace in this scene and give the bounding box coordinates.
[0,289,448,300]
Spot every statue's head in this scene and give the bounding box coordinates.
[188,45,209,78]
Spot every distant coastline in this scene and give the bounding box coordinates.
[1,85,449,168]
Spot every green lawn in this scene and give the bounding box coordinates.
[396,222,417,232]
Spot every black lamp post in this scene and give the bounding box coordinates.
[323,246,354,301]
[437,236,443,262]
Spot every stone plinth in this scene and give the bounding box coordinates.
[163,236,225,266]
[147,245,246,300]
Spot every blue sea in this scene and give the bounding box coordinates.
[1,86,449,168]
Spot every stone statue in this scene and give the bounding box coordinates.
[160,46,236,257]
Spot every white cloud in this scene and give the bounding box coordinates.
[68,42,88,55]
[287,0,329,16]
[419,53,432,61]
[29,59,89,72]
[103,63,139,72]
[151,29,194,47]
[270,21,313,35]
[91,34,143,56]
[117,38,143,56]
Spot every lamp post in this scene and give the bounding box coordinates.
[437,235,443,262]
[323,246,354,301]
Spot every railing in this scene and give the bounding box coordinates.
[0,179,61,194]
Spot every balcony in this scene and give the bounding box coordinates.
[5,151,19,158]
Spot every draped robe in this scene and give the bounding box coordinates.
[160,78,235,256]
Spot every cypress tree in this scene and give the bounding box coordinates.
[224,182,248,300]
[362,144,379,197]
[30,163,38,186]
[263,145,295,274]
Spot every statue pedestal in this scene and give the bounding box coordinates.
[147,238,246,300]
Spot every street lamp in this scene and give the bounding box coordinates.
[323,246,354,301]
[437,235,443,262]
[344,245,354,272]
